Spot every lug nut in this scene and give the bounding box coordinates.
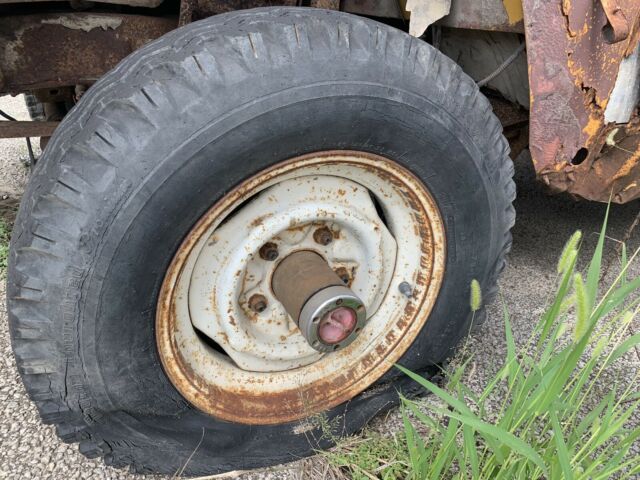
[248,294,268,313]
[259,242,279,261]
[313,227,333,246]
[334,267,351,285]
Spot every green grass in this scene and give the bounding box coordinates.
[324,432,411,480]
[327,209,640,479]
[0,217,10,277]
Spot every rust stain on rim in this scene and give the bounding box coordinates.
[156,150,446,425]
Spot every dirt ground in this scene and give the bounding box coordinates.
[1,94,639,479]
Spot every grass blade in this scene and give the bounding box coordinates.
[550,408,573,480]
[438,409,549,476]
[585,203,610,310]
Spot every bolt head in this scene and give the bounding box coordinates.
[313,227,333,246]
[259,242,279,261]
[249,294,268,313]
[334,267,351,285]
[399,281,413,298]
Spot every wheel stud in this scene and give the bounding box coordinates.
[249,294,268,313]
[334,267,351,285]
[399,281,413,298]
[313,226,333,246]
[259,242,279,261]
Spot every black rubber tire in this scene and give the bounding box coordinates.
[7,8,515,476]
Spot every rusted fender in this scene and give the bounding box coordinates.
[523,0,640,203]
[0,13,176,94]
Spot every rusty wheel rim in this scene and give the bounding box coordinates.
[156,151,446,425]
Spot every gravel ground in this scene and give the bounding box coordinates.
[1,94,639,479]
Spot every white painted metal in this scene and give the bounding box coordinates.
[406,0,452,37]
[167,154,445,394]
[188,175,396,371]
[605,42,640,124]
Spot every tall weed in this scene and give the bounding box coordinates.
[329,211,640,479]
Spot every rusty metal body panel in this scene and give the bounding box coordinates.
[177,0,304,25]
[341,0,524,33]
[0,13,176,94]
[523,0,640,202]
[438,0,524,33]
[0,0,163,6]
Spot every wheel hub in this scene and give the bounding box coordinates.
[188,174,395,372]
[156,151,446,424]
[271,250,367,353]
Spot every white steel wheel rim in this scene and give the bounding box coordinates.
[188,174,397,371]
[156,151,446,425]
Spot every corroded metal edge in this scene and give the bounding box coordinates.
[523,0,640,203]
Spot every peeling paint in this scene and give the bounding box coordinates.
[41,15,123,33]
[583,116,601,139]
[406,0,451,37]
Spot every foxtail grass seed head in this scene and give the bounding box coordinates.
[622,310,634,326]
[470,279,482,312]
[557,230,582,274]
[592,336,607,358]
[557,321,568,338]
[573,273,589,343]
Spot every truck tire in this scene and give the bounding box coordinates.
[7,7,515,476]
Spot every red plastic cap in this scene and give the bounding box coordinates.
[318,307,357,344]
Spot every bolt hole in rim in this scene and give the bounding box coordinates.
[156,151,446,424]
